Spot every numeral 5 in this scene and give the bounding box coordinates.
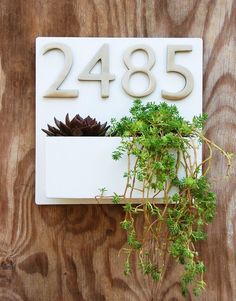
[161,45,194,100]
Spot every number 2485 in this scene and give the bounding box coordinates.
[42,43,194,101]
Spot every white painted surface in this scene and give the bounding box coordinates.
[45,137,202,200]
[46,137,127,198]
[36,37,202,204]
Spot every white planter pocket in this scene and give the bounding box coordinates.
[45,137,129,200]
[45,137,201,204]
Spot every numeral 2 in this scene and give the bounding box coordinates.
[43,43,78,98]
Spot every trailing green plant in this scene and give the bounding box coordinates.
[102,99,232,297]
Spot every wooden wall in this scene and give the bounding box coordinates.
[0,0,235,300]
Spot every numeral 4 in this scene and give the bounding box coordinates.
[78,44,115,98]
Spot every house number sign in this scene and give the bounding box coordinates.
[42,43,193,100]
[36,37,202,205]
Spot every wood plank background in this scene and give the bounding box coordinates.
[0,0,235,300]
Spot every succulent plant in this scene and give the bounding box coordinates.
[42,113,110,136]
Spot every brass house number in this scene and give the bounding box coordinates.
[42,43,194,101]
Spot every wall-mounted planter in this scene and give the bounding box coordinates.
[36,37,203,204]
[46,137,129,200]
[45,136,202,203]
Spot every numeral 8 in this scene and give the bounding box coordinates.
[122,44,156,97]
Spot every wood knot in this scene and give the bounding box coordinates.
[0,257,14,270]
[18,252,48,277]
[106,229,114,236]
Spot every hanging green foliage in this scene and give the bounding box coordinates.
[101,99,232,297]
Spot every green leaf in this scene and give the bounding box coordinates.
[112,193,120,204]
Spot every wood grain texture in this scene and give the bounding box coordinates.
[0,0,235,300]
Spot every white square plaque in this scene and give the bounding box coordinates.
[36,37,202,205]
